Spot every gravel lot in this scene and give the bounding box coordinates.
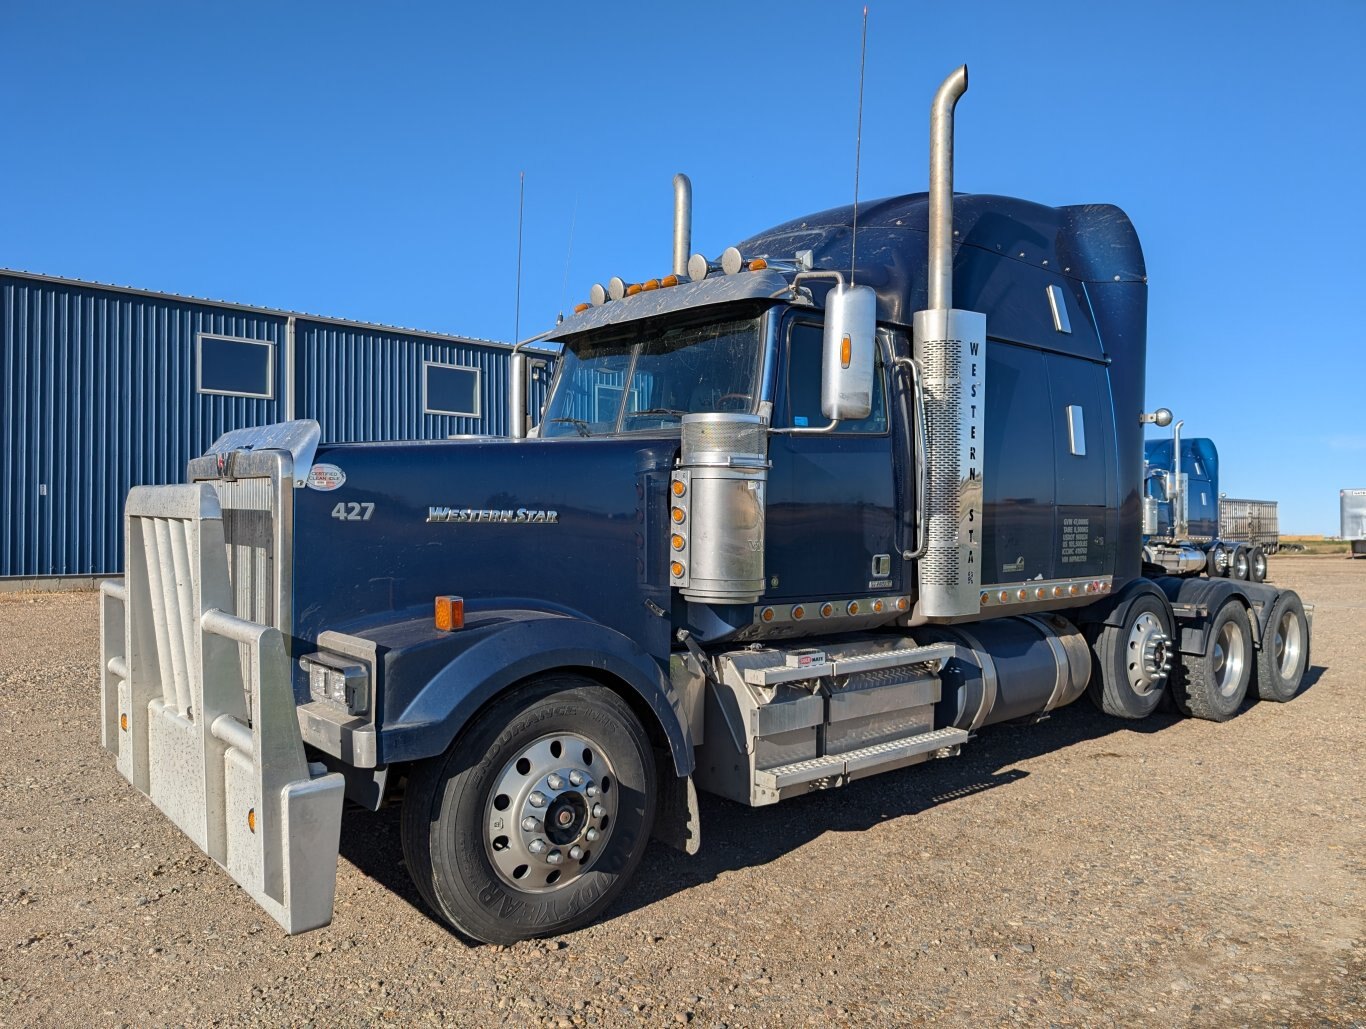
[2,556,1362,1027]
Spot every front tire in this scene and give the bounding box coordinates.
[1254,591,1309,702]
[1086,593,1174,719]
[402,676,656,944]
[1171,600,1252,721]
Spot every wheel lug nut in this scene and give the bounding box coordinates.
[568,770,585,786]
[585,785,598,798]
[529,839,547,855]
[585,827,601,842]
[546,850,563,865]
[569,845,583,860]
[592,803,606,818]
[547,774,564,790]
[521,816,538,832]
[529,792,547,808]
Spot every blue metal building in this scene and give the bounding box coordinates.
[1,269,552,578]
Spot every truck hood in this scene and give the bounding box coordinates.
[291,436,679,661]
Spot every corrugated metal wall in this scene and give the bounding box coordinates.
[1,271,552,577]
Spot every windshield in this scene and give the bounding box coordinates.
[540,314,763,437]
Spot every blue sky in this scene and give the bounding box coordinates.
[3,2,1364,533]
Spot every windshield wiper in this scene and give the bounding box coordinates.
[628,408,687,418]
[547,417,593,437]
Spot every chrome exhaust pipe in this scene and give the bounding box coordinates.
[673,173,692,278]
[911,65,987,622]
[1171,419,1186,539]
[928,65,968,311]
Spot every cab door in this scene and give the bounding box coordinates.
[763,316,899,602]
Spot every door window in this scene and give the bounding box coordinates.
[782,322,886,432]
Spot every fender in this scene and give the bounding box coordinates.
[1150,575,1284,654]
[1077,577,1174,632]
[371,609,694,774]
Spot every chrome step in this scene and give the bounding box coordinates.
[743,643,955,687]
[754,726,969,791]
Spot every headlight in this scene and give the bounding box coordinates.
[302,654,369,716]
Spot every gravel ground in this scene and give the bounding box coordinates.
[1,556,1362,1027]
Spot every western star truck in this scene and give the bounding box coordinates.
[1142,425,1280,580]
[98,68,1314,945]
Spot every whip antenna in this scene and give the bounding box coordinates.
[515,171,525,342]
[851,5,868,285]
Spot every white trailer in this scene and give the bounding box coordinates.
[1343,489,1366,558]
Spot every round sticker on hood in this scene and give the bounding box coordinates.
[306,463,347,491]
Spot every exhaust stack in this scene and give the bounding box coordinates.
[673,173,692,278]
[912,66,989,622]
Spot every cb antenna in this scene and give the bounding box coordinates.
[515,171,525,342]
[850,5,868,286]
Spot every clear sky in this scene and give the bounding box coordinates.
[3,2,1364,533]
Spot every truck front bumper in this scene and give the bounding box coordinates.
[100,484,345,934]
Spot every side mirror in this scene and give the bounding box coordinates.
[822,283,876,420]
[1145,472,1168,503]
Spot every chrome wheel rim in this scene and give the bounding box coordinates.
[1274,609,1304,680]
[485,733,618,893]
[1126,611,1172,695]
[1253,552,1267,579]
[1211,619,1247,698]
[1234,552,1249,579]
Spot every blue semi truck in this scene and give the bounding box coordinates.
[98,68,1313,944]
[1141,424,1278,581]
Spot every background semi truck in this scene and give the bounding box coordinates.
[1344,489,1366,557]
[1142,425,1279,580]
[97,67,1314,945]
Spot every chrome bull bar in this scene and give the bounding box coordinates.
[100,483,344,934]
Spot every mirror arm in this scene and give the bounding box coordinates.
[770,419,842,436]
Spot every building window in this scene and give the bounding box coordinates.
[424,362,481,416]
[197,333,274,399]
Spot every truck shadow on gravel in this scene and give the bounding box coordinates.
[336,667,1326,941]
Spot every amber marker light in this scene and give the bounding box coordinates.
[670,561,685,578]
[847,600,861,615]
[120,713,128,731]
[671,507,686,524]
[872,600,885,613]
[792,605,806,620]
[1017,588,1029,602]
[980,592,990,606]
[1069,583,1081,596]
[895,597,910,612]
[760,607,776,623]
[840,334,852,369]
[574,302,590,314]
[661,274,680,287]
[434,595,465,632]
[625,283,643,296]
[748,258,768,270]
[820,602,835,618]
[671,480,686,497]
[1052,586,1065,598]
[671,534,686,551]
[247,808,257,834]
[1036,587,1048,600]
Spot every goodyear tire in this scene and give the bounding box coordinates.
[1086,593,1174,719]
[1254,591,1309,702]
[401,676,656,944]
[1229,546,1250,581]
[1171,600,1252,721]
[1249,545,1268,583]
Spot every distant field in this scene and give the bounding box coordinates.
[1280,534,1353,555]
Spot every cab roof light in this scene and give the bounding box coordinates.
[661,274,680,288]
[625,283,643,297]
[435,595,465,632]
[748,258,768,271]
[642,278,660,291]
[574,302,591,314]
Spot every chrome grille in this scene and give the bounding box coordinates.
[136,515,197,720]
[211,476,278,629]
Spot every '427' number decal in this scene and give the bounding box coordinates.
[331,502,375,522]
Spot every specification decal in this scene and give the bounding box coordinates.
[1061,517,1091,565]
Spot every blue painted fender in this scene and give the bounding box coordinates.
[373,609,694,775]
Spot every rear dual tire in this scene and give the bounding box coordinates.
[1170,600,1252,721]
[1254,591,1309,702]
